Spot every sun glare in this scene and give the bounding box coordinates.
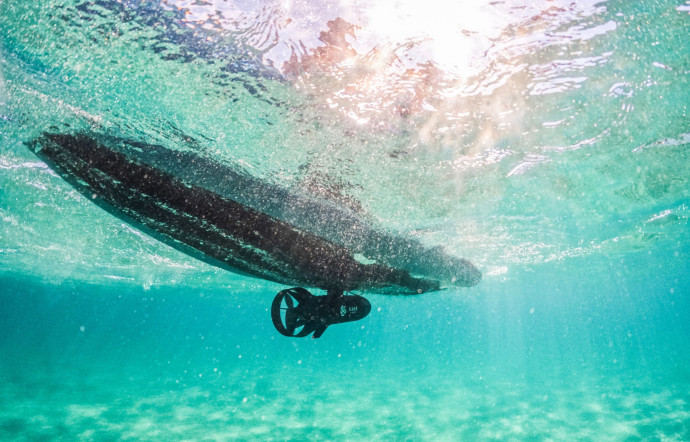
[358,0,505,79]
[162,0,579,128]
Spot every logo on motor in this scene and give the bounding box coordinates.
[340,305,358,316]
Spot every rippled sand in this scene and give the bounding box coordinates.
[2,363,688,440]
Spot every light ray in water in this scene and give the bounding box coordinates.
[0,0,689,438]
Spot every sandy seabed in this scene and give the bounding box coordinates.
[1,363,688,441]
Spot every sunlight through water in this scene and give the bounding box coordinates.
[1,0,689,439]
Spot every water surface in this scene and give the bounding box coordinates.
[1,0,689,439]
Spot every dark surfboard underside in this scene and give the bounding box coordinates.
[28,132,480,294]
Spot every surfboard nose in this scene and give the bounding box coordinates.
[466,264,482,287]
[449,257,482,287]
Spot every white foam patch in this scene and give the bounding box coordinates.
[486,266,508,276]
[633,133,690,152]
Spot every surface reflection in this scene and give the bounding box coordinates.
[2,0,687,278]
[161,0,620,164]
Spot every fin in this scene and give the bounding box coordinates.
[312,325,329,339]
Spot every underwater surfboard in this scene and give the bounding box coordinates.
[28,132,481,336]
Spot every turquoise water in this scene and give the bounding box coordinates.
[1,0,689,439]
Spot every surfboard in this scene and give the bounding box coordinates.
[27,132,481,295]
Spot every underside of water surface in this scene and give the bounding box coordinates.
[1,0,689,439]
